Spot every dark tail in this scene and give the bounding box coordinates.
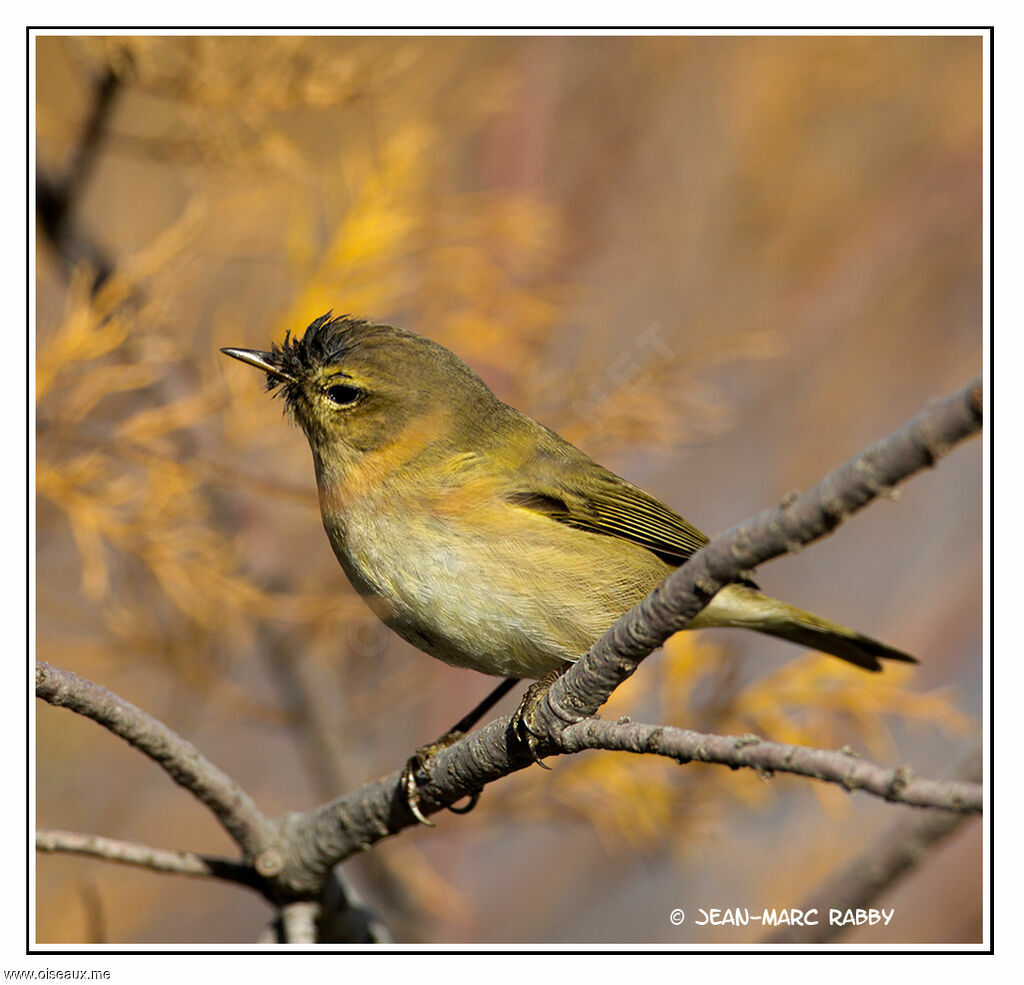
[692,584,919,672]
[756,615,918,672]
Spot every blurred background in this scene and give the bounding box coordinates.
[34,34,983,945]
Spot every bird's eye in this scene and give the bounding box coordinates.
[323,383,362,407]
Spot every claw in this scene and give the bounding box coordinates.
[513,713,553,769]
[399,729,468,826]
[400,755,435,827]
[398,677,532,823]
[510,664,571,768]
[529,735,553,770]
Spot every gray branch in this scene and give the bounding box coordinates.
[765,740,983,943]
[272,708,981,896]
[35,829,263,890]
[559,719,982,811]
[37,378,983,911]
[265,377,983,896]
[35,661,275,858]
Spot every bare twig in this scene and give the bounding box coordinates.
[36,379,983,909]
[765,740,983,943]
[277,706,981,896]
[35,661,275,857]
[35,829,263,890]
[559,719,982,812]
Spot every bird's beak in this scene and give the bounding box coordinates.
[220,347,298,384]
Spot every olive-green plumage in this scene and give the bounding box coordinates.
[223,314,916,679]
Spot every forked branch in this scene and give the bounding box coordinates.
[36,377,984,910]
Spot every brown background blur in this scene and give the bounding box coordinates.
[35,34,983,945]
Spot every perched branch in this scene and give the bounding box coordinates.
[36,379,983,910]
[262,378,982,894]
[765,740,984,944]
[35,829,263,890]
[533,376,983,736]
[273,707,981,896]
[35,661,275,858]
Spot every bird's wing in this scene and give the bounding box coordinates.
[505,466,710,568]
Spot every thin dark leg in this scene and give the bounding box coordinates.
[448,677,520,734]
[401,677,522,826]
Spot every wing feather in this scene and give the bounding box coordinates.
[506,472,709,567]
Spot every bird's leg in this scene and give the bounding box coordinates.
[510,662,574,769]
[400,677,520,826]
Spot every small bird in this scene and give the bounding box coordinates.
[223,313,916,685]
[225,313,917,821]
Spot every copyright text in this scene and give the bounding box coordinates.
[669,907,895,928]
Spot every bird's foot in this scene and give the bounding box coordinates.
[510,663,573,769]
[400,730,478,827]
[399,678,522,826]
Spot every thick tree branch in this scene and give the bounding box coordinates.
[36,662,393,938]
[35,661,275,858]
[36,379,983,907]
[35,829,263,890]
[271,708,981,896]
[262,378,982,894]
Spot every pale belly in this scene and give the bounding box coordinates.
[323,507,673,679]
